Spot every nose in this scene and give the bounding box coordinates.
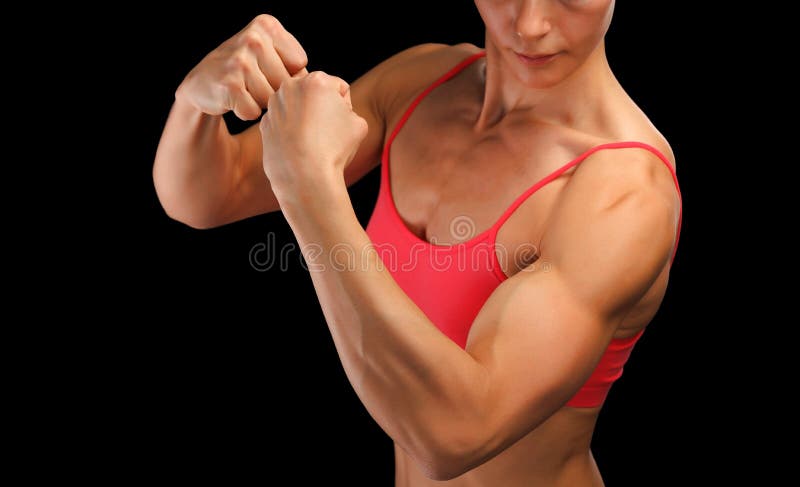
[514,0,553,39]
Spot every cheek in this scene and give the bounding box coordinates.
[475,1,513,41]
[561,17,607,55]
[562,2,614,49]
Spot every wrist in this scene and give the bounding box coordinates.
[171,91,212,125]
[273,169,348,214]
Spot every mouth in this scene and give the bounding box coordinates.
[515,51,560,66]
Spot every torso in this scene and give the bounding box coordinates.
[378,43,676,486]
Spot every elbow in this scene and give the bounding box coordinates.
[412,428,486,481]
[153,168,221,230]
[417,446,478,481]
[162,206,220,230]
[421,460,471,482]
[158,195,221,230]
[408,377,496,480]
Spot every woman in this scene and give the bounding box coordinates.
[153,0,682,485]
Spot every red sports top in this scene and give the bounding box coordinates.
[365,51,683,408]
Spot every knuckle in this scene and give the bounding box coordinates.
[222,78,244,94]
[227,52,249,71]
[241,30,264,49]
[273,77,290,93]
[255,14,281,34]
[306,71,327,85]
[267,91,282,111]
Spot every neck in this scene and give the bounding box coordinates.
[474,36,616,133]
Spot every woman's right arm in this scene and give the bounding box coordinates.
[153,14,436,229]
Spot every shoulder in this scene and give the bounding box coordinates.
[545,142,681,270]
[383,42,482,72]
[568,87,680,218]
[547,137,682,258]
[581,76,680,189]
[556,144,681,275]
[542,143,681,318]
[572,142,680,215]
[366,42,483,118]
[369,42,481,79]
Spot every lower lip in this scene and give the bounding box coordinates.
[515,52,559,66]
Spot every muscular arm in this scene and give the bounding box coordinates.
[152,70,380,229]
[279,148,680,480]
[152,42,449,229]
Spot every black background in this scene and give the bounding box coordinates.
[91,1,750,484]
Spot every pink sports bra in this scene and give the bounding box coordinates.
[365,51,683,408]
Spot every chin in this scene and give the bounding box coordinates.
[518,71,564,90]
[504,50,568,89]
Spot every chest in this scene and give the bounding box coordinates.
[385,91,599,278]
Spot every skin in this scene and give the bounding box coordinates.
[153,1,681,485]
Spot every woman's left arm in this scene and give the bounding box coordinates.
[261,72,681,481]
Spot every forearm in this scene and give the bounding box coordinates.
[152,95,271,228]
[279,180,489,468]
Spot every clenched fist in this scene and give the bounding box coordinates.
[260,71,369,202]
[175,14,308,120]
